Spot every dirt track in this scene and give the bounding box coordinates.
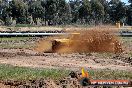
[0,77,82,88]
[0,49,131,71]
[0,27,131,88]
[0,48,131,88]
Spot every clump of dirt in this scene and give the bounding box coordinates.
[0,78,82,88]
[35,28,122,53]
[58,77,81,88]
[0,78,60,88]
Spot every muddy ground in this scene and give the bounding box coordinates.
[0,33,131,71]
[0,48,131,71]
[0,31,131,87]
[0,77,82,88]
[0,48,131,88]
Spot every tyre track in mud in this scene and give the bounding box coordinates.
[0,49,131,71]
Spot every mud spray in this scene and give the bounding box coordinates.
[35,28,123,53]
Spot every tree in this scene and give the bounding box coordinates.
[69,0,81,23]
[55,0,70,25]
[90,0,105,25]
[63,3,72,24]
[126,0,132,25]
[29,0,45,25]
[109,0,126,23]
[98,0,110,24]
[9,0,28,24]
[41,0,70,25]
[41,0,57,25]
[0,0,131,26]
[0,0,12,25]
[78,0,91,24]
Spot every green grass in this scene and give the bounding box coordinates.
[0,44,34,49]
[89,69,132,80]
[0,64,131,81]
[0,64,69,81]
[13,24,93,28]
[0,37,35,49]
[15,24,35,27]
[0,37,31,41]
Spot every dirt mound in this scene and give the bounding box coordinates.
[0,79,60,88]
[35,28,122,53]
[0,78,82,88]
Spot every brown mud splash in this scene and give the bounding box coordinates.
[35,29,123,53]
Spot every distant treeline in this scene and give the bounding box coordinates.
[0,0,131,26]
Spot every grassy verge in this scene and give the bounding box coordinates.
[0,44,34,49]
[0,37,30,41]
[15,24,34,27]
[0,37,36,49]
[0,64,131,81]
[89,69,132,80]
[0,64,69,81]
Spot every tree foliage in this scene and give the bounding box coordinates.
[0,0,131,26]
